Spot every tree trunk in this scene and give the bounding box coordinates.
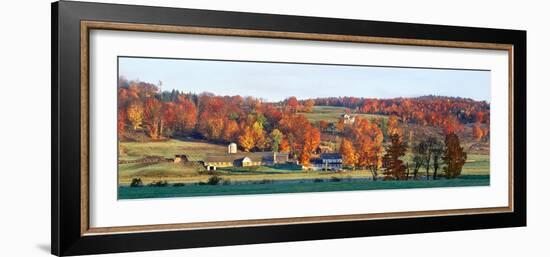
[404,162,409,180]
[425,161,430,180]
[370,167,378,181]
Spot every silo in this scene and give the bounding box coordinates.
[228,142,237,154]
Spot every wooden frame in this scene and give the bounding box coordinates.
[52,1,526,256]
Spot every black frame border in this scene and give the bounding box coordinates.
[52,1,526,256]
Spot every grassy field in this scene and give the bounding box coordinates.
[119,139,226,162]
[118,139,489,186]
[119,175,489,199]
[301,106,387,123]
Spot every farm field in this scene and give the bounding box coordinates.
[119,139,226,162]
[118,138,490,193]
[301,106,387,123]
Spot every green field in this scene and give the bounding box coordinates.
[301,106,387,123]
[118,175,489,199]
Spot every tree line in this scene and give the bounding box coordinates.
[118,78,321,165]
[311,95,490,138]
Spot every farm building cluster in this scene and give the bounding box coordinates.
[176,142,343,172]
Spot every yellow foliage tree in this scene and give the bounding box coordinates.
[238,125,255,152]
[127,102,144,130]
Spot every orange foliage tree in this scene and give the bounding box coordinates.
[343,117,384,180]
[143,98,163,139]
[303,99,315,112]
[387,115,402,137]
[472,123,483,141]
[442,115,463,135]
[442,132,467,178]
[285,96,300,113]
[117,109,126,137]
[340,138,357,170]
[222,119,240,143]
[175,97,197,135]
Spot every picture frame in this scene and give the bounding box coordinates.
[51,1,526,256]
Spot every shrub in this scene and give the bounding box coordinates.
[148,180,168,187]
[330,177,342,182]
[313,178,324,183]
[172,182,186,187]
[207,175,222,185]
[257,179,274,184]
[130,178,143,187]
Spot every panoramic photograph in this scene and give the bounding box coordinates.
[117,57,491,199]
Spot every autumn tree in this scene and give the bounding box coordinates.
[238,124,255,152]
[299,126,321,166]
[442,115,463,135]
[472,123,483,141]
[197,96,225,140]
[143,98,163,139]
[161,102,177,137]
[269,129,283,152]
[117,108,127,137]
[127,101,144,130]
[279,138,290,153]
[175,97,197,135]
[303,99,315,112]
[279,114,316,159]
[286,96,300,113]
[411,143,426,180]
[340,138,357,170]
[442,132,467,178]
[383,133,408,180]
[222,119,240,143]
[387,115,402,137]
[344,117,384,180]
[251,121,267,150]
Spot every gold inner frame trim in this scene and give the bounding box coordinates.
[80,20,514,236]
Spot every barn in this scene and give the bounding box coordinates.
[203,151,289,171]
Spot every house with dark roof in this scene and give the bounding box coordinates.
[310,153,343,171]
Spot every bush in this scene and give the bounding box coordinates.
[172,182,186,187]
[313,178,324,183]
[222,179,231,185]
[199,175,222,186]
[148,180,168,187]
[256,179,274,184]
[330,177,342,182]
[130,178,143,187]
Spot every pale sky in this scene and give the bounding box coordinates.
[119,57,491,103]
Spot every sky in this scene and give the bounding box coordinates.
[119,57,491,103]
